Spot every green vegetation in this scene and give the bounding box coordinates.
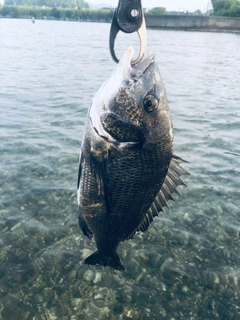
[0,6,113,21]
[211,0,240,16]
[146,7,168,15]
[193,9,203,15]
[1,1,240,20]
[4,0,89,9]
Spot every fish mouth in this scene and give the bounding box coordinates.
[119,47,155,85]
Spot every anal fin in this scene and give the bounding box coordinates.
[90,148,112,215]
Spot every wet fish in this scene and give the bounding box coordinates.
[77,47,189,271]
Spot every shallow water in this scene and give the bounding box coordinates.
[1,18,240,319]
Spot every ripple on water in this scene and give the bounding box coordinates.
[0,19,240,319]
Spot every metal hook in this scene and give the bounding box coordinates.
[109,0,146,65]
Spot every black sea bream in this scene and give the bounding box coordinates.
[77,47,189,270]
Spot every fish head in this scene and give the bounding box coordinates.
[90,47,173,145]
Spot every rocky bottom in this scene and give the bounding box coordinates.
[0,186,240,320]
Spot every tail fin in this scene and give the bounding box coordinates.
[84,251,125,271]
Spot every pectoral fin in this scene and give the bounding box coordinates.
[90,147,112,215]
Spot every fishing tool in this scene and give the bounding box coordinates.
[109,0,146,65]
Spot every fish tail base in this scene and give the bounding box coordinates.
[84,251,125,271]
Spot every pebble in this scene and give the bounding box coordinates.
[81,249,93,259]
[139,251,149,261]
[83,270,95,282]
[11,222,21,231]
[71,298,82,308]
[93,272,101,284]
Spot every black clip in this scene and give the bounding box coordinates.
[109,0,146,65]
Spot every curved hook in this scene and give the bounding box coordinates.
[109,17,146,65]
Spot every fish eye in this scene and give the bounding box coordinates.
[143,95,158,113]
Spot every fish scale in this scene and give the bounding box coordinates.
[107,147,167,226]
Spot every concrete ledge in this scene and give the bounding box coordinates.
[145,15,240,33]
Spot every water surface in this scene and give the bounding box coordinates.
[0,18,240,319]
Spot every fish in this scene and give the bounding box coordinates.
[77,47,189,271]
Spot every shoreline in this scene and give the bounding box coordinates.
[145,15,240,33]
[1,13,240,34]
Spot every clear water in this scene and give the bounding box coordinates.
[1,18,240,319]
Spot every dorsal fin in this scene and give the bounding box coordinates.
[126,155,189,239]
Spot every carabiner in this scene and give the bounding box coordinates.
[109,0,146,65]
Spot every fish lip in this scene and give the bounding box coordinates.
[131,51,155,80]
[121,47,155,85]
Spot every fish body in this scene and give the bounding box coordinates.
[77,47,188,270]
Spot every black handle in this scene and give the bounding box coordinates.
[115,0,143,33]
